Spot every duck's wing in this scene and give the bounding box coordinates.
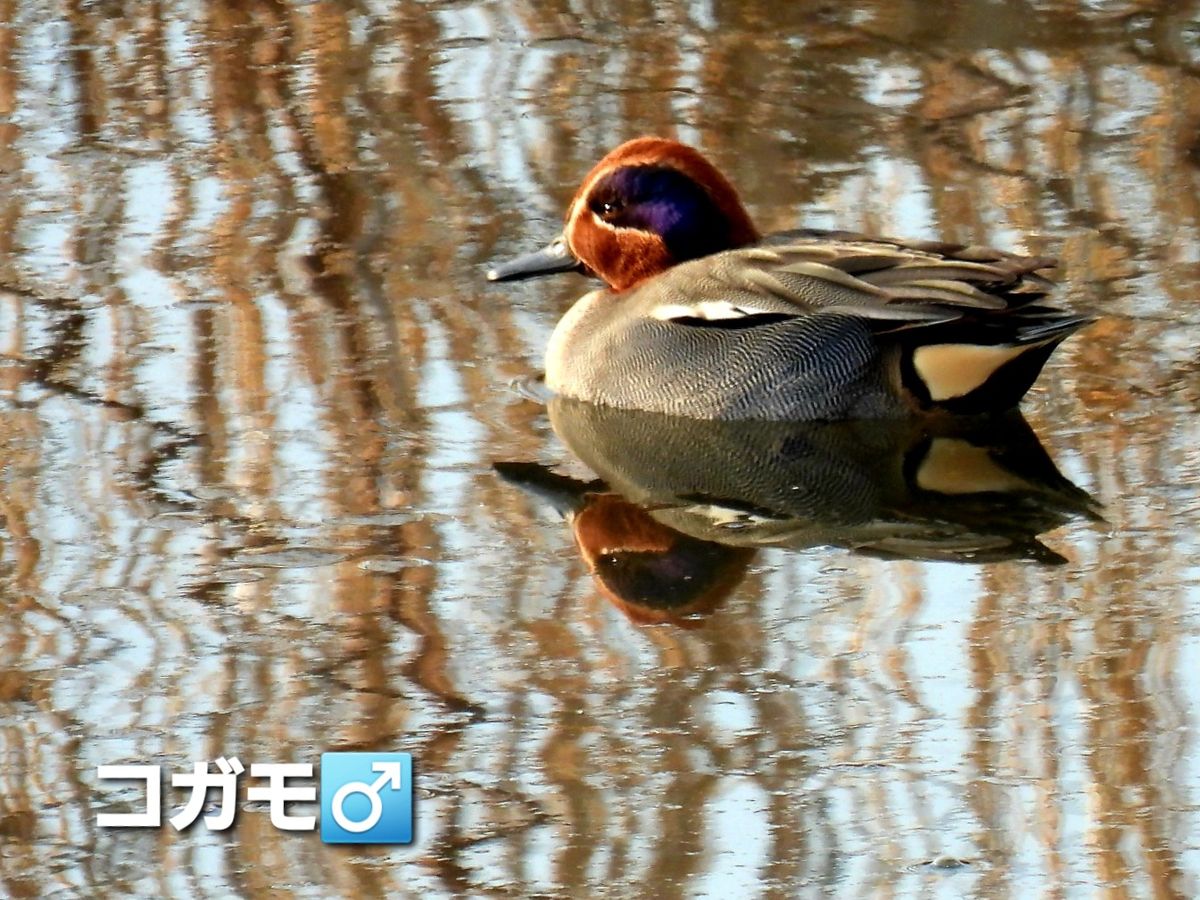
[643,230,1062,327]
[640,232,1092,415]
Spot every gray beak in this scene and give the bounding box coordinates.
[486,235,584,282]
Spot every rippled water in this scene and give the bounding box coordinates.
[2,1,1199,897]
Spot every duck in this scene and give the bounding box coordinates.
[488,136,1093,421]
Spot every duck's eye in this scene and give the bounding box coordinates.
[594,198,624,220]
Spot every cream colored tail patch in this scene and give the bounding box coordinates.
[916,438,1032,495]
[912,342,1037,401]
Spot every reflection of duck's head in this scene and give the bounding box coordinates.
[494,463,753,626]
[489,137,1092,420]
[572,494,754,626]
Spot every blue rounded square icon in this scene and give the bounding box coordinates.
[320,752,413,844]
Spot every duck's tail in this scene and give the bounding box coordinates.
[898,312,1094,414]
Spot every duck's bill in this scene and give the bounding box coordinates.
[487,236,584,282]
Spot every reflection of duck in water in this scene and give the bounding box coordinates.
[489,137,1091,421]
[498,402,1100,623]
[495,463,754,627]
[548,399,1099,564]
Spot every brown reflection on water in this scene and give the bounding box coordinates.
[0,0,1198,896]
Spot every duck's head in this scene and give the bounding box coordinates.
[488,137,760,291]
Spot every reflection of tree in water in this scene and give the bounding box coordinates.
[0,0,1196,896]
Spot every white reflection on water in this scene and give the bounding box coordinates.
[701,777,772,896]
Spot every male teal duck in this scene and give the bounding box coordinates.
[488,137,1092,420]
